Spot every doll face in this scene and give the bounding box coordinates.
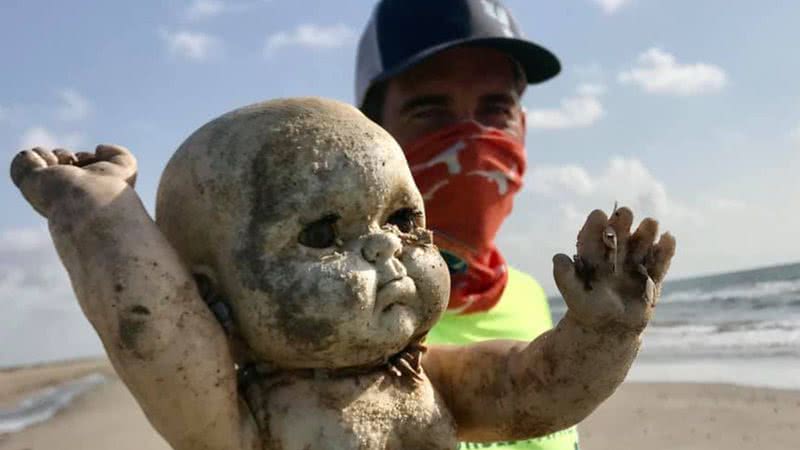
[216,125,450,369]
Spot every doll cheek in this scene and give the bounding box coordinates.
[401,245,446,274]
[400,247,449,299]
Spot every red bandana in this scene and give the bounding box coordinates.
[403,122,526,314]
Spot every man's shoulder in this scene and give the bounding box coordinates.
[495,266,553,331]
[506,266,542,289]
[502,267,548,306]
[428,266,553,344]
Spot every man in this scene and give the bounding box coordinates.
[355,1,581,449]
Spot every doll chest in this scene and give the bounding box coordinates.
[244,370,458,449]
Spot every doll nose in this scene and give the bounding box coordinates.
[361,232,402,264]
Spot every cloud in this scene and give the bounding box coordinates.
[19,126,84,149]
[160,29,221,61]
[56,89,91,121]
[791,122,800,146]
[590,0,631,14]
[572,63,604,80]
[499,157,699,293]
[0,227,68,297]
[0,226,52,252]
[526,83,606,130]
[265,24,355,53]
[0,226,103,367]
[618,48,728,95]
[502,153,800,295]
[576,83,607,96]
[184,0,263,21]
[528,165,595,196]
[705,197,746,212]
[185,0,226,20]
[527,157,691,220]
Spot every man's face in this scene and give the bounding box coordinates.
[381,46,526,147]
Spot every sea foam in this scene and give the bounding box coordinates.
[0,372,107,433]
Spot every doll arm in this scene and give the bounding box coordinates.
[424,208,675,442]
[10,146,259,450]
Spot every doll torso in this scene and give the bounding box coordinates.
[243,369,458,450]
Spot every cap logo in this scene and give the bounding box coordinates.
[480,0,514,37]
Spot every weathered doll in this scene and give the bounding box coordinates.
[10,98,675,450]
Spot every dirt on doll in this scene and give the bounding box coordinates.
[10,97,675,450]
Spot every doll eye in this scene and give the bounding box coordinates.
[299,214,339,248]
[386,208,422,233]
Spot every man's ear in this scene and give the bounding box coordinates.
[519,106,528,145]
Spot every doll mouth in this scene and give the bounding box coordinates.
[377,277,415,312]
[378,275,406,291]
[382,302,403,313]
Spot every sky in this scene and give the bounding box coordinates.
[1,0,799,364]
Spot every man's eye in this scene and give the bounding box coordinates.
[387,208,422,233]
[298,214,339,248]
[481,104,513,117]
[412,107,450,120]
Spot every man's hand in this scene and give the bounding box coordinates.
[553,207,676,333]
[10,144,137,219]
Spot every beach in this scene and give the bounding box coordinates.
[0,359,169,450]
[1,358,798,450]
[581,382,800,449]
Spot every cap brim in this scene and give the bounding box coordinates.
[372,36,561,87]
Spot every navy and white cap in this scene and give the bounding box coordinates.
[355,0,561,108]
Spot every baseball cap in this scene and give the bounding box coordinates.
[355,0,561,108]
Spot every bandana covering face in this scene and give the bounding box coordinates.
[403,122,526,314]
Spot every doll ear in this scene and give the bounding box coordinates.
[191,265,217,299]
[191,267,234,335]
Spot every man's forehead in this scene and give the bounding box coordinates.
[393,47,519,90]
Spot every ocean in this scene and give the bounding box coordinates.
[2,262,799,434]
[549,262,800,389]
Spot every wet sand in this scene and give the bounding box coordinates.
[1,358,798,449]
[580,381,800,449]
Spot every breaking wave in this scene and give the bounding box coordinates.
[661,279,800,304]
[0,372,107,434]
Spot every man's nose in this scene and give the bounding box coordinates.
[361,232,402,264]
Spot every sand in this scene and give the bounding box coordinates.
[1,358,798,450]
[580,382,800,449]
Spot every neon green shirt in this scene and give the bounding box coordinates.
[427,267,580,450]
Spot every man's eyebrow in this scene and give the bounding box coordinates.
[478,92,519,105]
[399,94,451,115]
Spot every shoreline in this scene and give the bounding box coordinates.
[2,359,798,450]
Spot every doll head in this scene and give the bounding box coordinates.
[156,98,450,369]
